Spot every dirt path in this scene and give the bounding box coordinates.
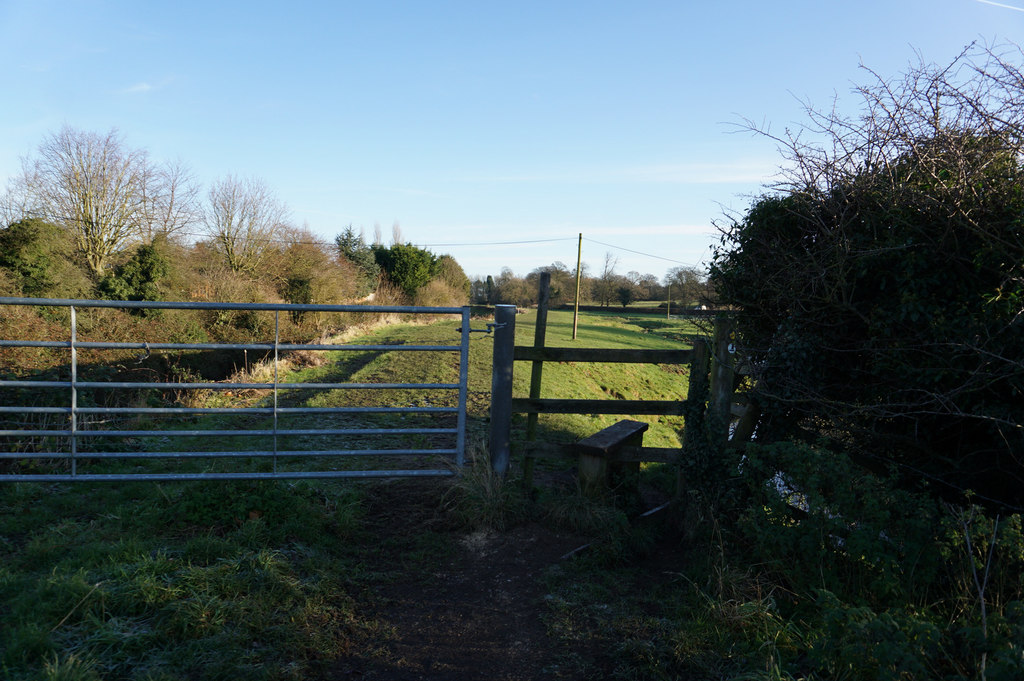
[326,481,594,680]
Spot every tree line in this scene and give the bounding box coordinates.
[470,258,714,310]
[0,126,472,339]
[1,125,716,318]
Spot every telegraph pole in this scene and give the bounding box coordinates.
[572,233,582,340]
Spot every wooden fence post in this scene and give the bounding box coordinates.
[678,338,710,496]
[523,272,550,488]
[709,316,736,437]
[490,304,517,475]
[676,316,738,497]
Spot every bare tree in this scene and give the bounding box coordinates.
[664,265,705,307]
[493,267,534,307]
[203,175,289,274]
[527,262,575,306]
[637,273,661,300]
[20,126,150,274]
[625,270,650,300]
[0,172,41,227]
[593,251,619,306]
[139,159,200,243]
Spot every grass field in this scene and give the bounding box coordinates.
[0,306,706,680]
[510,307,703,449]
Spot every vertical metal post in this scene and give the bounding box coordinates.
[489,304,517,475]
[273,310,279,473]
[70,305,78,477]
[456,306,471,466]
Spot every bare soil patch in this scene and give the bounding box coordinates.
[326,479,597,680]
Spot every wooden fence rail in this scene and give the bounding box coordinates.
[514,347,694,364]
[489,273,738,494]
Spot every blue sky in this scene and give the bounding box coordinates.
[2,1,1023,280]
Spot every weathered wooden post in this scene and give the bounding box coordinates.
[677,316,736,499]
[709,316,736,437]
[678,337,710,497]
[489,304,517,475]
[523,272,550,488]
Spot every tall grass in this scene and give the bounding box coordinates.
[0,477,377,680]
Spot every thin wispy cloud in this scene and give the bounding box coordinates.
[20,61,51,73]
[587,224,715,237]
[120,82,155,94]
[975,0,1024,11]
[118,76,176,95]
[414,223,715,247]
[461,160,779,186]
[623,161,780,185]
[381,186,451,199]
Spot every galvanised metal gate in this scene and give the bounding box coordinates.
[0,297,471,482]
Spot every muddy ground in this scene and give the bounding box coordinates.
[325,479,682,680]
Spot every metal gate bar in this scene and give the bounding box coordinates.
[0,296,472,481]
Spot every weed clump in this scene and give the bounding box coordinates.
[541,438,1024,680]
[442,452,531,532]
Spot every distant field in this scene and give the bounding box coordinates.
[515,306,703,347]
[510,307,702,448]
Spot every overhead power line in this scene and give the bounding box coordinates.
[12,212,705,269]
[420,235,703,269]
[418,237,575,247]
[583,237,699,267]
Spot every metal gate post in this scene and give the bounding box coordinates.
[70,305,78,477]
[455,307,471,466]
[489,304,517,475]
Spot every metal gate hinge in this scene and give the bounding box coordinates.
[457,322,506,334]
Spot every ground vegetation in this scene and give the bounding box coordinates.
[1,305,1021,679]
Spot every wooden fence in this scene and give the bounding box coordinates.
[489,273,743,493]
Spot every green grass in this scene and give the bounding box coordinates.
[1,306,703,679]
[511,308,699,449]
[130,307,698,471]
[518,306,703,349]
[538,532,806,680]
[11,304,1017,679]
[0,477,379,680]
